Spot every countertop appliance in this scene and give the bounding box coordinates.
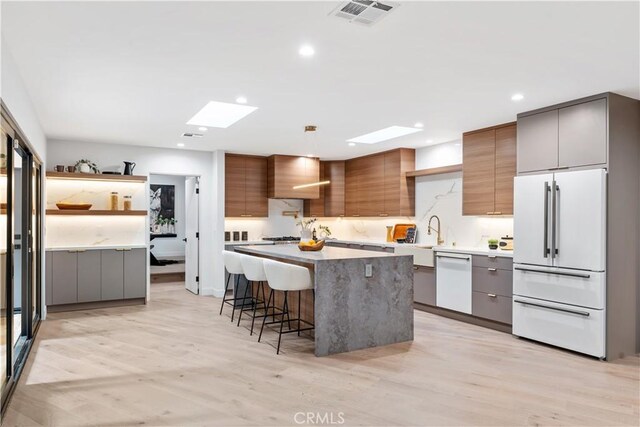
[499,235,513,251]
[513,168,606,358]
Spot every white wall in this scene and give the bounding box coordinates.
[47,140,224,296]
[149,174,186,257]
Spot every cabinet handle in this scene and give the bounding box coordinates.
[76,249,86,253]
[487,293,497,298]
[240,214,252,217]
[379,213,388,217]
[116,248,132,251]
[488,255,497,259]
[514,266,590,279]
[67,250,78,253]
[492,212,502,215]
[487,268,497,272]
[514,299,590,317]
[486,211,495,215]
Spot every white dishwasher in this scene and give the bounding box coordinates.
[436,252,472,314]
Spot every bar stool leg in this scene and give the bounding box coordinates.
[258,289,274,343]
[237,279,252,326]
[297,291,302,336]
[230,274,240,322]
[219,273,231,315]
[250,281,265,336]
[277,291,288,355]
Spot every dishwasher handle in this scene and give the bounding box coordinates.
[436,254,470,261]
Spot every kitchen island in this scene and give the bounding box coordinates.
[234,244,414,356]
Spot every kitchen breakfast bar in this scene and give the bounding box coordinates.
[234,245,414,356]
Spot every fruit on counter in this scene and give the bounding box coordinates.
[299,239,317,246]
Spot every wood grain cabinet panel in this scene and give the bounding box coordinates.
[463,123,516,216]
[268,155,320,199]
[344,148,415,217]
[324,161,345,217]
[494,125,517,215]
[225,154,268,217]
[303,162,326,217]
[244,156,268,217]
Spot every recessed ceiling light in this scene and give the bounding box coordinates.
[187,101,258,128]
[299,45,315,57]
[414,122,424,128]
[347,126,422,144]
[511,93,524,101]
[198,127,207,132]
[177,143,185,148]
[348,142,356,147]
[236,96,247,104]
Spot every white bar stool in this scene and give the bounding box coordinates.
[259,259,315,354]
[237,254,268,335]
[220,250,248,322]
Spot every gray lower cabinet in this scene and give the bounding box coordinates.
[51,251,78,305]
[45,251,53,305]
[472,292,512,324]
[101,250,125,301]
[78,250,101,303]
[124,249,147,298]
[413,265,436,306]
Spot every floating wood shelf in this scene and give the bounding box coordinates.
[46,209,147,216]
[405,164,463,178]
[46,172,147,183]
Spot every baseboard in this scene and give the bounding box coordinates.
[47,298,146,313]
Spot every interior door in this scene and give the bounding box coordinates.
[553,169,606,271]
[185,177,199,294]
[513,173,554,266]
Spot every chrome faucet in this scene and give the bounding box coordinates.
[427,215,444,245]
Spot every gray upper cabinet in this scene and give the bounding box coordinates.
[517,97,608,173]
[78,250,101,303]
[51,251,78,305]
[517,110,559,173]
[101,250,124,301]
[124,248,147,299]
[558,99,607,168]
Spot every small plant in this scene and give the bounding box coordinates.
[296,217,317,232]
[318,224,332,237]
[74,159,100,174]
[488,238,499,249]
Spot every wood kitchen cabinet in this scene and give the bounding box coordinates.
[225,153,268,217]
[345,148,415,217]
[462,123,516,215]
[303,160,346,217]
[517,97,607,173]
[268,155,320,199]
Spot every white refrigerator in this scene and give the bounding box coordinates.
[512,168,606,358]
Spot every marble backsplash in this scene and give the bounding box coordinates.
[46,216,147,248]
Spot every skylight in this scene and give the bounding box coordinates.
[347,126,422,144]
[187,101,258,128]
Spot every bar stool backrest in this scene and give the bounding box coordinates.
[240,254,268,282]
[223,251,244,275]
[263,259,313,291]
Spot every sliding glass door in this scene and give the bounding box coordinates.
[0,111,42,412]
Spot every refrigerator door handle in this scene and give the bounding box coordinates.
[514,299,590,317]
[543,181,550,258]
[514,266,591,279]
[550,180,558,259]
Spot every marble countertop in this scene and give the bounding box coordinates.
[435,246,513,258]
[327,239,425,249]
[47,244,148,251]
[235,244,410,264]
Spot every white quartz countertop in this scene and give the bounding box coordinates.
[235,244,410,264]
[47,245,148,251]
[435,246,513,258]
[327,239,424,249]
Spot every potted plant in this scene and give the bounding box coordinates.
[74,159,100,174]
[318,225,332,239]
[169,218,177,234]
[488,238,499,250]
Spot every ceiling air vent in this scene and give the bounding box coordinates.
[181,132,204,138]
[331,1,400,26]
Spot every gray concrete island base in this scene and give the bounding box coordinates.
[235,245,414,356]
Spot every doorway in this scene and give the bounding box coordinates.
[148,174,200,295]
[0,108,42,414]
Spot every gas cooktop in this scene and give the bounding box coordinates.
[262,236,301,242]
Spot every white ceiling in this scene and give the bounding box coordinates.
[2,1,638,159]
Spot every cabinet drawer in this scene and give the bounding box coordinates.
[472,267,512,297]
[513,296,604,358]
[414,266,436,306]
[472,255,512,270]
[472,292,512,324]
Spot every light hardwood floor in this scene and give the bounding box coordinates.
[3,282,639,426]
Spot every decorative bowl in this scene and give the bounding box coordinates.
[298,240,325,252]
[56,202,92,210]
